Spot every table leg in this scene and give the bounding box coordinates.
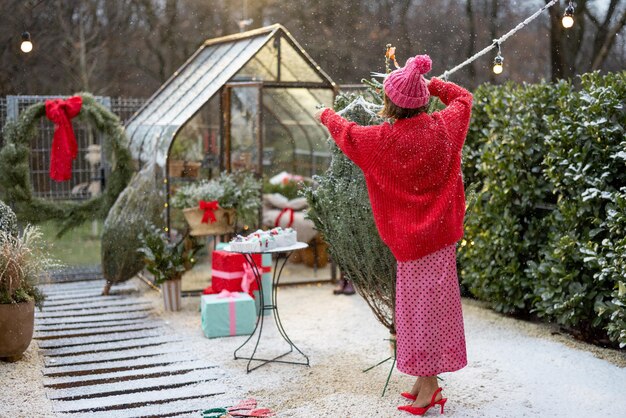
[233,251,310,372]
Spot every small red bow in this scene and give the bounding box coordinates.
[199,200,219,223]
[45,96,83,182]
[274,207,295,227]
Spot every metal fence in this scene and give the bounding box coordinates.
[0,95,145,200]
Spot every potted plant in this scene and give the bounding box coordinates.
[138,225,202,311]
[171,171,261,236]
[0,209,48,361]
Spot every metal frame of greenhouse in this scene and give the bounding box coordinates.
[125,24,338,227]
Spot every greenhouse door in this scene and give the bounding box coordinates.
[222,82,263,175]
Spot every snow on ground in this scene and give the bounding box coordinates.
[2,281,625,417]
[150,283,626,418]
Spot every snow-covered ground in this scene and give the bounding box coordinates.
[2,281,625,417]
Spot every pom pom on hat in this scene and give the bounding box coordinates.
[383,53,432,109]
[406,55,432,75]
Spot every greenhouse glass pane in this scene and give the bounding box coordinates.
[237,40,278,81]
[263,88,333,177]
[280,37,323,82]
[231,87,260,173]
[127,32,272,161]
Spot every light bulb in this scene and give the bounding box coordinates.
[493,54,504,75]
[562,3,575,29]
[20,32,32,53]
[562,15,574,28]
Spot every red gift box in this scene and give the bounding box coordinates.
[211,251,270,293]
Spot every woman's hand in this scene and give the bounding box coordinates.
[314,107,327,122]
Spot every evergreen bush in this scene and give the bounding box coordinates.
[529,72,626,343]
[460,71,626,346]
[0,200,18,243]
[460,81,565,314]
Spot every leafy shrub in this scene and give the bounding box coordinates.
[460,81,566,314]
[529,72,626,342]
[137,224,202,285]
[461,71,626,346]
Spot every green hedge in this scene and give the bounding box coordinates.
[460,71,626,347]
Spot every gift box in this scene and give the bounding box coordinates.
[201,291,256,338]
[211,250,272,294]
[211,251,263,293]
[216,242,230,250]
[253,272,273,316]
[254,254,273,315]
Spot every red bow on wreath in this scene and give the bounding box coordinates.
[45,96,83,182]
[199,200,219,224]
[274,207,295,227]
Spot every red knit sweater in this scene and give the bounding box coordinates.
[320,77,473,262]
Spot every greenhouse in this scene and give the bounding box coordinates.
[126,24,337,199]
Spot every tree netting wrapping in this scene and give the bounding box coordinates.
[303,90,397,334]
[101,162,164,293]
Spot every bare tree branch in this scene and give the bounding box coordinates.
[592,9,626,70]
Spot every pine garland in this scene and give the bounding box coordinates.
[0,93,133,236]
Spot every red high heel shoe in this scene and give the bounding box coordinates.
[401,392,417,401]
[398,387,447,416]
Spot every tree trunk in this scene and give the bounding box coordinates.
[466,0,477,85]
[547,1,565,81]
[489,0,498,83]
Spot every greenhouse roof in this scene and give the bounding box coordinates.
[126,24,336,166]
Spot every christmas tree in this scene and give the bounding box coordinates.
[303,51,398,334]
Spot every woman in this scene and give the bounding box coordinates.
[315,54,472,416]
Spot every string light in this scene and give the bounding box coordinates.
[493,43,504,75]
[562,1,575,29]
[437,0,560,80]
[20,32,33,53]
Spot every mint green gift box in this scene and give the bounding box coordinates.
[254,272,273,316]
[253,254,273,315]
[200,292,256,338]
[215,242,229,250]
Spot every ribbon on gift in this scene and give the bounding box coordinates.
[274,207,295,227]
[240,262,258,297]
[199,200,219,224]
[45,96,83,182]
[202,285,217,295]
[217,289,240,336]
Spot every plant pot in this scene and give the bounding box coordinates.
[183,207,236,236]
[169,160,201,178]
[162,279,182,312]
[0,300,35,361]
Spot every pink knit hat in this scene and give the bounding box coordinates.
[383,55,432,109]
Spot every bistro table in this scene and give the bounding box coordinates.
[223,242,310,373]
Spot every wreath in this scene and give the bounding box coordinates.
[0,93,133,235]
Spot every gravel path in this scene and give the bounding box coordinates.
[2,281,625,417]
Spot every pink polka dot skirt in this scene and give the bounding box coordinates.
[395,244,467,376]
